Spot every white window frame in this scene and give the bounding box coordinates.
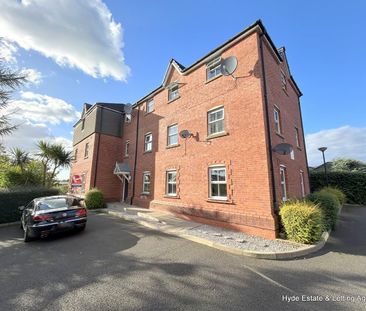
[208,166,227,200]
[295,127,300,148]
[125,113,131,123]
[167,124,178,146]
[300,170,305,198]
[208,106,225,136]
[206,57,222,81]
[84,143,89,158]
[146,98,154,113]
[144,133,152,152]
[166,170,177,196]
[281,70,287,91]
[125,141,129,157]
[168,84,179,101]
[274,107,281,134]
[142,171,151,194]
[280,166,288,201]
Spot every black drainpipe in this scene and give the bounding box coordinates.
[93,107,103,187]
[130,107,140,205]
[259,33,279,219]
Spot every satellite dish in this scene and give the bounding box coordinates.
[221,56,238,76]
[124,103,132,114]
[179,130,192,139]
[273,143,293,155]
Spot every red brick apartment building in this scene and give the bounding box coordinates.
[70,20,309,239]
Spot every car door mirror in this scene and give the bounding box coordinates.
[18,206,25,211]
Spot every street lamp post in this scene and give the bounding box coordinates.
[318,147,329,187]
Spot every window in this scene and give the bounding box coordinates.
[166,170,177,196]
[84,143,89,158]
[144,133,152,152]
[142,172,151,194]
[167,124,178,146]
[74,148,78,162]
[281,71,287,91]
[209,166,227,200]
[280,166,287,201]
[208,107,225,136]
[125,113,131,123]
[206,57,222,80]
[300,171,305,197]
[295,127,300,148]
[81,118,85,131]
[125,141,129,157]
[146,98,154,113]
[168,84,179,101]
[274,107,281,134]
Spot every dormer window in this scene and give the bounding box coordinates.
[125,113,131,123]
[206,57,222,81]
[146,98,154,113]
[168,83,179,102]
[81,118,85,131]
[281,70,287,91]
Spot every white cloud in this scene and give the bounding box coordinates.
[21,68,42,85]
[305,126,366,167]
[0,0,130,81]
[0,40,18,64]
[6,91,80,125]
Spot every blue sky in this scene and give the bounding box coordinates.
[0,0,365,179]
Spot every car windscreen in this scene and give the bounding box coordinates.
[37,198,81,210]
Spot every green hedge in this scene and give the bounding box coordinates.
[310,171,366,205]
[84,188,105,209]
[0,187,60,224]
[307,191,340,231]
[280,200,324,244]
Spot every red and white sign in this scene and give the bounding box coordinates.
[71,175,82,186]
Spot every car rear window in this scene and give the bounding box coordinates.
[37,198,81,210]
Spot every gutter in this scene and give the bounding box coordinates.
[130,108,140,204]
[259,32,279,219]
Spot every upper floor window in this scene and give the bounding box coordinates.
[142,172,151,194]
[167,124,178,146]
[125,113,131,123]
[74,148,78,162]
[81,118,85,131]
[144,133,152,152]
[125,141,129,157]
[84,143,89,158]
[295,127,300,148]
[166,170,177,196]
[280,166,287,201]
[146,98,154,113]
[168,84,179,101]
[208,107,224,136]
[206,57,222,81]
[281,71,287,91]
[209,166,227,200]
[274,107,281,134]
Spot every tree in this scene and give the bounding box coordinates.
[37,140,52,187]
[0,57,26,136]
[332,158,366,173]
[48,144,73,187]
[10,147,31,173]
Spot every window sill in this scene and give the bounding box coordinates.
[164,195,180,199]
[141,192,150,196]
[206,131,229,140]
[84,157,89,159]
[143,150,153,154]
[275,132,285,139]
[144,110,155,116]
[124,155,129,159]
[297,146,302,151]
[205,74,222,84]
[207,199,233,204]
[167,96,180,104]
[166,143,180,149]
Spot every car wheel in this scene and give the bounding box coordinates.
[77,224,86,232]
[23,226,33,242]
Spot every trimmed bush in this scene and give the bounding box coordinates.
[307,191,340,230]
[310,171,366,205]
[85,188,105,209]
[280,200,324,244]
[321,187,346,205]
[0,187,60,224]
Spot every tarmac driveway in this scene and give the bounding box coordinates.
[0,206,365,311]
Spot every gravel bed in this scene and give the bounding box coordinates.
[187,224,307,252]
